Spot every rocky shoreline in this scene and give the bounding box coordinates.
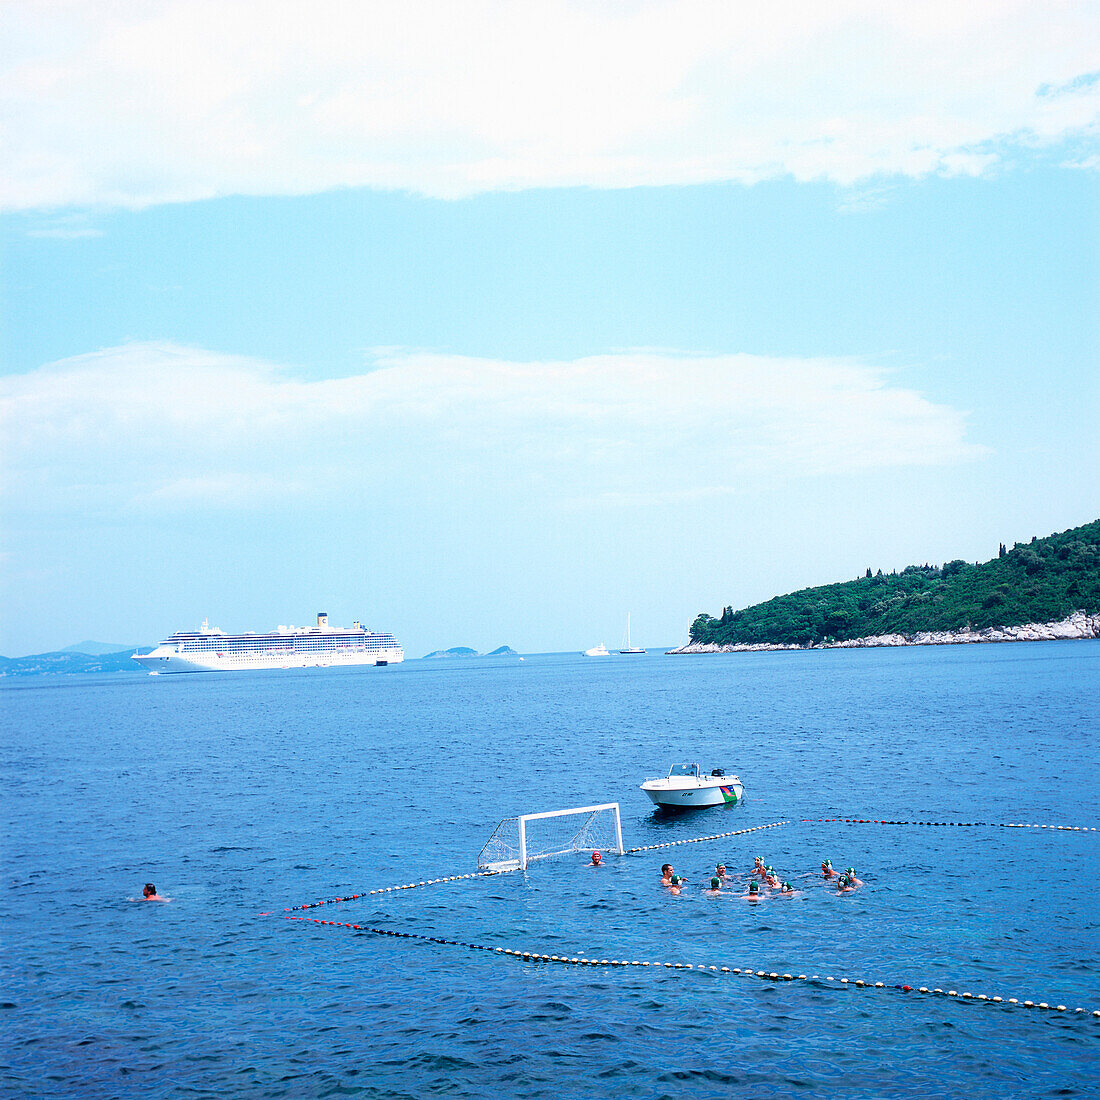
[666,610,1100,655]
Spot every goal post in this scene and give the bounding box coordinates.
[478,802,625,871]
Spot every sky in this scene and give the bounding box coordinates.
[1,0,1098,657]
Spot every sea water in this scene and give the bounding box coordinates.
[2,641,1098,1098]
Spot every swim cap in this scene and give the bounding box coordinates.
[671,875,682,885]
[838,875,849,886]
[711,877,720,888]
[783,882,792,890]
[765,865,773,871]
[748,882,758,893]
[846,867,854,874]
[823,859,832,867]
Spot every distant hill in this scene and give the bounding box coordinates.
[689,519,1100,648]
[0,649,149,677]
[485,645,518,656]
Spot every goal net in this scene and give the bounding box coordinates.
[478,802,624,871]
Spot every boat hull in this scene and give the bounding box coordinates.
[640,780,743,808]
[132,648,404,674]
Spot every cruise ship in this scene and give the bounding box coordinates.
[132,612,404,674]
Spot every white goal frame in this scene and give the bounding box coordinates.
[479,802,625,871]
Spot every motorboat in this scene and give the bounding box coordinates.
[640,763,744,808]
[584,643,611,657]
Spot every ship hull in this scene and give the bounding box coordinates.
[133,647,404,674]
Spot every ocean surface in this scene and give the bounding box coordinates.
[3,641,1098,1098]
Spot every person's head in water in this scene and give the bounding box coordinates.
[670,875,682,885]
[781,882,794,893]
[661,864,672,877]
[143,884,157,898]
[748,881,759,895]
[590,851,601,866]
[716,863,726,876]
[711,877,721,889]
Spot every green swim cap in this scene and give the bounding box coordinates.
[671,875,682,885]
[783,882,792,890]
[846,867,854,874]
[823,859,832,867]
[748,882,758,893]
[711,877,720,888]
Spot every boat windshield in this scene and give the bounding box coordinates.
[669,763,699,777]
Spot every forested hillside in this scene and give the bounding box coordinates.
[689,520,1100,648]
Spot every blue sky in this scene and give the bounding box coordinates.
[1,1,1098,656]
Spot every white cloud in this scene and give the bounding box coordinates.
[0,0,1096,210]
[0,341,986,516]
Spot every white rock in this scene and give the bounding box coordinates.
[666,611,1099,655]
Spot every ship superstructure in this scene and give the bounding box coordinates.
[132,612,404,674]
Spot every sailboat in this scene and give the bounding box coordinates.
[619,614,645,654]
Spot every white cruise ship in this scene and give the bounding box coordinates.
[132,612,404,674]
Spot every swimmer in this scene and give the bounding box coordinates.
[836,874,856,893]
[746,880,763,900]
[590,851,602,867]
[764,866,780,888]
[669,874,683,896]
[136,883,169,902]
[660,864,674,886]
[821,859,837,879]
[705,876,724,896]
[778,881,800,897]
[753,857,766,878]
[716,862,731,882]
[844,867,863,887]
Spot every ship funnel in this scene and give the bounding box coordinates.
[317,611,328,629]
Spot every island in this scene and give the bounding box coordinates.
[671,519,1100,653]
[421,645,519,658]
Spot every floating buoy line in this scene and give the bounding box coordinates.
[283,871,506,914]
[627,820,789,853]
[802,818,1097,830]
[277,814,1098,1020]
[286,915,1100,1019]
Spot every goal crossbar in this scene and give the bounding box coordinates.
[479,802,624,871]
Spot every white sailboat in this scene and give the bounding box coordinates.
[619,614,645,654]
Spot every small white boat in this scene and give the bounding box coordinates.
[640,763,744,808]
[584,643,611,657]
